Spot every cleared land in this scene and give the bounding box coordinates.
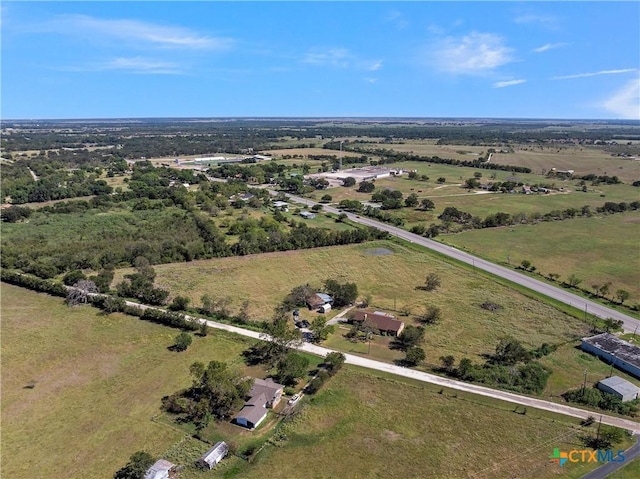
[0,283,257,479]
[230,366,630,479]
[348,141,640,183]
[442,212,640,305]
[123,240,640,397]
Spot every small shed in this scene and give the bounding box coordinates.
[198,441,229,469]
[319,304,331,314]
[143,459,176,479]
[597,376,640,402]
[299,211,316,219]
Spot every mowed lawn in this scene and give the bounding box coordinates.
[135,240,590,363]
[442,212,640,305]
[0,283,254,479]
[232,367,625,479]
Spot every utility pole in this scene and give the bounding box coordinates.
[339,140,344,170]
[582,369,587,397]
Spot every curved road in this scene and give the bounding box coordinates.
[284,193,639,332]
[152,304,639,433]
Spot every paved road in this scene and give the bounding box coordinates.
[283,193,639,332]
[582,434,640,479]
[119,300,640,433]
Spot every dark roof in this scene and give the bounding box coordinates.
[306,293,332,308]
[352,310,404,333]
[582,333,640,369]
[250,378,283,404]
[235,402,267,426]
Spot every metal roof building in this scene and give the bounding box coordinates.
[143,459,176,479]
[597,376,640,402]
[198,441,229,470]
[581,333,640,379]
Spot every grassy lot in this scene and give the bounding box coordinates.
[224,366,632,479]
[441,212,640,305]
[352,141,640,183]
[0,283,260,479]
[130,240,639,398]
[607,457,640,479]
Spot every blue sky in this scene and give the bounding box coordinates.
[2,1,639,119]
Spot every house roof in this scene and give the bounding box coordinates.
[246,392,268,407]
[306,293,333,308]
[352,310,404,333]
[598,376,640,396]
[235,402,268,426]
[143,459,175,479]
[582,333,640,369]
[250,378,283,404]
[201,441,229,465]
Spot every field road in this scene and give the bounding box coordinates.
[283,192,640,333]
[121,299,640,433]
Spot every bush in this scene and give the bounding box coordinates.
[174,332,193,352]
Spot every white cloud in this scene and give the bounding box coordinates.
[303,48,351,68]
[384,11,408,29]
[513,13,559,29]
[365,78,378,84]
[602,78,640,119]
[45,14,232,50]
[533,42,566,53]
[60,57,182,74]
[553,68,637,80]
[431,32,513,75]
[302,48,382,72]
[494,79,527,88]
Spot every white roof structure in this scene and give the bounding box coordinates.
[598,376,640,397]
[143,459,175,479]
[199,441,229,469]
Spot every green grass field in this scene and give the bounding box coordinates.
[0,283,259,479]
[441,212,640,305]
[124,239,640,397]
[2,283,636,479]
[226,366,631,479]
[348,141,640,183]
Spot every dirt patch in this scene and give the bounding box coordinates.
[363,247,394,256]
[382,429,402,441]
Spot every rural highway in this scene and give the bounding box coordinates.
[283,193,640,332]
[122,300,640,433]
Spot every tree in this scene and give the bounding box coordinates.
[405,346,426,366]
[342,177,356,187]
[311,204,323,212]
[520,260,532,270]
[63,269,86,286]
[276,352,310,386]
[566,273,583,288]
[464,177,480,189]
[598,282,612,298]
[616,289,630,304]
[199,321,210,337]
[404,193,419,207]
[324,352,346,375]
[420,198,435,210]
[324,279,358,307]
[395,325,425,351]
[492,337,530,365]
[437,177,446,184]
[260,317,303,365]
[174,332,193,352]
[310,315,335,343]
[422,273,441,291]
[169,295,190,311]
[439,355,455,372]
[417,305,441,325]
[320,194,333,203]
[603,318,623,333]
[357,181,375,193]
[114,451,154,479]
